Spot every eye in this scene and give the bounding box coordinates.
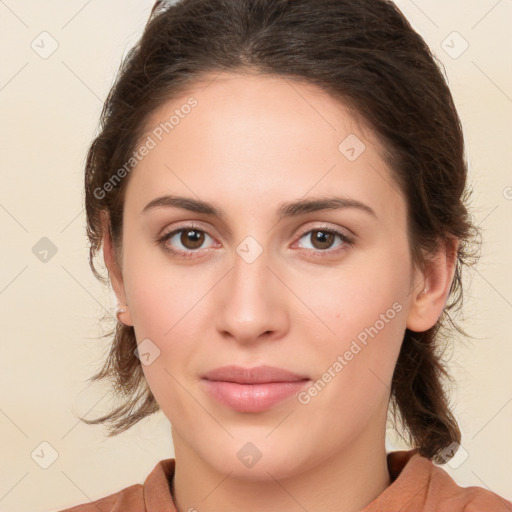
[156,224,355,258]
[295,227,354,254]
[157,224,216,257]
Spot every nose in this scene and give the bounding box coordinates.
[214,249,290,345]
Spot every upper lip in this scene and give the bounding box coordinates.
[202,365,310,384]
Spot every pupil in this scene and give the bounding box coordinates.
[314,230,332,249]
[182,229,204,249]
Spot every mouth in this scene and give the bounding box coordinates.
[200,365,311,413]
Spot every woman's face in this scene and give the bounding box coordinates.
[110,72,434,478]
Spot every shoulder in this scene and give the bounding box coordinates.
[426,457,512,511]
[368,449,512,511]
[54,482,143,512]
[434,482,512,512]
[53,458,175,512]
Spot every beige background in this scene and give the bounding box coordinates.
[1,1,511,510]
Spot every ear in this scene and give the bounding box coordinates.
[101,212,133,326]
[406,237,459,333]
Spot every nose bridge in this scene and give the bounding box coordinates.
[215,236,288,341]
[232,241,269,299]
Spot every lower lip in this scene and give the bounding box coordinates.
[201,379,311,413]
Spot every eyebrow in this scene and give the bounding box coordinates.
[142,194,377,220]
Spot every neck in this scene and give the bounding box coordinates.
[170,423,391,512]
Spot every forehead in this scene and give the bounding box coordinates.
[143,70,374,145]
[126,71,405,225]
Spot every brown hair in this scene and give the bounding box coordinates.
[81,0,480,464]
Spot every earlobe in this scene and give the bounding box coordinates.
[100,212,134,327]
[406,238,459,333]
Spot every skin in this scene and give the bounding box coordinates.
[103,71,457,512]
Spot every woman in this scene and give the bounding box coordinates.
[58,0,511,510]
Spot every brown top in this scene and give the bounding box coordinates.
[56,449,512,511]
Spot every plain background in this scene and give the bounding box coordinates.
[0,1,511,510]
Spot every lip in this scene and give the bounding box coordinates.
[201,365,311,413]
[202,365,309,384]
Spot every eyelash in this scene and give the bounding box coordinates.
[156,223,355,259]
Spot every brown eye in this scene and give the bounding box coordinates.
[296,227,354,254]
[179,229,205,250]
[310,230,336,250]
[158,226,215,256]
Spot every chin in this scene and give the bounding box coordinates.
[191,434,311,481]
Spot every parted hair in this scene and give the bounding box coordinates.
[81,0,480,464]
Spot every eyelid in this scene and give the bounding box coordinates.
[156,219,212,238]
[157,221,219,248]
[291,224,355,255]
[295,222,355,240]
[156,221,356,256]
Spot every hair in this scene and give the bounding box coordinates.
[81,0,481,464]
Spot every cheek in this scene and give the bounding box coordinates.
[122,255,205,396]
[301,253,409,343]
[121,242,195,337]
[299,252,409,400]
